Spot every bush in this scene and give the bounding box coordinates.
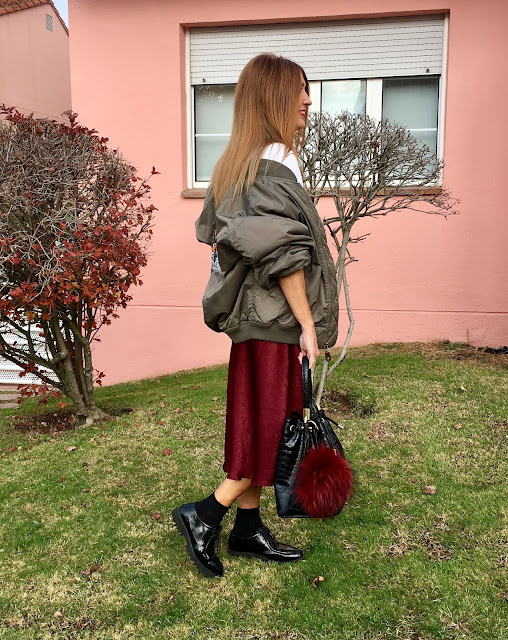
[0,106,157,424]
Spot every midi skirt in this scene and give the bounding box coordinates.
[223,338,304,486]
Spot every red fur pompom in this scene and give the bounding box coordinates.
[295,444,353,518]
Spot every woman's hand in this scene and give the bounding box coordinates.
[299,323,319,369]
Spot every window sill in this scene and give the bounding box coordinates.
[181,188,208,198]
[181,186,442,199]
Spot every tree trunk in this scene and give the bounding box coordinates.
[51,316,108,426]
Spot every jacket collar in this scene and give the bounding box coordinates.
[196,159,301,246]
[256,158,298,183]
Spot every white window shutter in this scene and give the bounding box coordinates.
[190,15,445,85]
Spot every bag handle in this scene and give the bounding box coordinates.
[302,355,312,423]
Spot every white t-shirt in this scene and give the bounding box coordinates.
[261,142,303,186]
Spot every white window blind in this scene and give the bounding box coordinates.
[194,85,235,181]
[322,79,367,115]
[190,15,444,85]
[382,76,440,153]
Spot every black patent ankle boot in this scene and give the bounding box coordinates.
[172,502,223,578]
[228,524,303,563]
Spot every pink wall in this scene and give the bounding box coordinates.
[68,0,508,385]
[0,4,71,120]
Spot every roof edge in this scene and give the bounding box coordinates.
[0,1,68,35]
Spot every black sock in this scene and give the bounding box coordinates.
[231,506,262,537]
[195,492,230,528]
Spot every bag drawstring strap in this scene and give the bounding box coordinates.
[302,355,312,423]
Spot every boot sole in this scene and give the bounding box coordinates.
[227,548,303,563]
[171,507,223,578]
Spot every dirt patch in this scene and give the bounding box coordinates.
[420,531,454,561]
[322,387,376,416]
[422,341,508,367]
[380,531,411,557]
[367,421,394,441]
[321,388,354,412]
[380,528,455,561]
[11,409,77,434]
[343,341,508,369]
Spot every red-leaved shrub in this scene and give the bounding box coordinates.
[0,106,157,423]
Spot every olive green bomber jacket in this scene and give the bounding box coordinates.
[195,159,339,349]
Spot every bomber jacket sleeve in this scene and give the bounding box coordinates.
[215,180,315,288]
[195,186,215,246]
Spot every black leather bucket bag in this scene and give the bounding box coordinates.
[274,356,353,518]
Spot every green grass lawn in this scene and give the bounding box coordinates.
[0,341,506,640]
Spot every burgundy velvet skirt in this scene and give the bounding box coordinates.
[223,339,304,486]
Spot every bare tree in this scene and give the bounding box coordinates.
[300,111,460,405]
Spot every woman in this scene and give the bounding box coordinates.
[172,53,338,578]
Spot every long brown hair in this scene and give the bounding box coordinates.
[210,53,309,204]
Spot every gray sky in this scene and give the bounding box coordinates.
[51,0,68,27]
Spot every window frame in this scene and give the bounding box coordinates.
[185,15,448,191]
